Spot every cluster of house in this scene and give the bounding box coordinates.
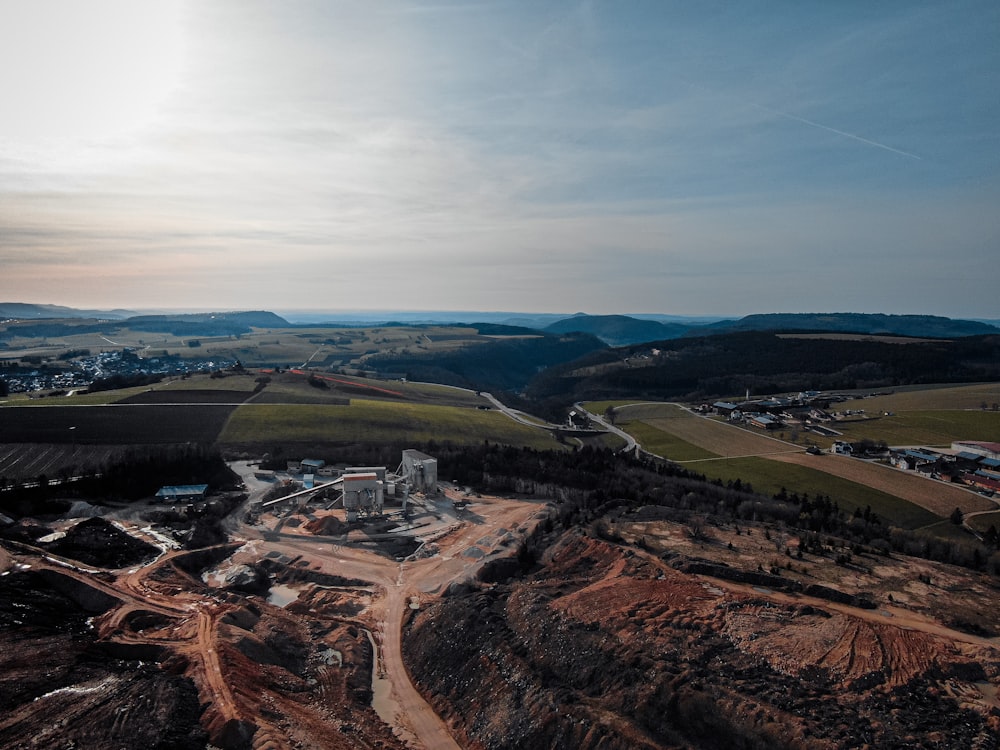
[705,396,822,431]
[889,441,1000,495]
[1,349,235,394]
[704,392,894,436]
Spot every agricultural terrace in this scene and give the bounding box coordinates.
[219,400,560,450]
[589,400,994,526]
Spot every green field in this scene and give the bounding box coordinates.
[838,383,1000,412]
[686,456,940,529]
[625,421,717,461]
[586,399,944,530]
[219,400,560,449]
[830,410,1000,446]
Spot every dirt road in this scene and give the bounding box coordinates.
[248,491,546,749]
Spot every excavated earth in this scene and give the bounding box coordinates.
[6,499,1000,749]
[0,520,406,750]
[404,530,1000,749]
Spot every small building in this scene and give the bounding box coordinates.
[951,442,1000,461]
[155,484,209,502]
[891,450,940,471]
[713,401,739,416]
[965,471,1000,494]
[301,458,325,473]
[832,441,853,455]
[748,414,780,430]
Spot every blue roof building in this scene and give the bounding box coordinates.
[155,484,209,501]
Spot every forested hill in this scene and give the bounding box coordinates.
[544,314,690,345]
[366,332,606,392]
[700,313,999,338]
[526,331,1000,403]
[124,311,289,335]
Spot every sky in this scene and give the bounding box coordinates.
[1,0,998,318]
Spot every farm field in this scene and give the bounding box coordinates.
[252,370,487,407]
[686,456,940,529]
[837,382,1000,412]
[118,389,256,405]
[623,421,716,461]
[0,405,237,444]
[599,400,997,527]
[966,511,1000,534]
[0,444,123,482]
[830,410,1000,447]
[0,323,493,369]
[619,403,802,458]
[218,400,560,450]
[765,453,994,517]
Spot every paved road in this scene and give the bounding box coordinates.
[575,402,637,453]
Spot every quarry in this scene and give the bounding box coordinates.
[3,445,1000,749]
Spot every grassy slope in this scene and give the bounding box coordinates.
[219,400,560,449]
[831,410,1000,446]
[687,456,940,530]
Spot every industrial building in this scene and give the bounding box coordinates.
[256,449,437,522]
[399,449,437,493]
[342,471,384,522]
[155,484,209,502]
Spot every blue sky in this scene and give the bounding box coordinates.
[1,0,997,317]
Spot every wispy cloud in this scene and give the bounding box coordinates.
[749,103,922,161]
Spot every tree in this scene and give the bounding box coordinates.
[604,405,617,425]
[950,507,964,525]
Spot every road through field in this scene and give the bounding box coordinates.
[621,404,999,519]
[631,405,801,459]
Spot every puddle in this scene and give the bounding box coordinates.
[366,630,394,722]
[267,583,303,607]
[318,647,342,667]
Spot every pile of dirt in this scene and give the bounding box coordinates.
[44,517,159,568]
[404,530,1000,750]
[303,514,347,536]
[0,569,206,750]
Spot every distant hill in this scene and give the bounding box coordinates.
[0,302,134,320]
[700,313,998,339]
[544,314,692,346]
[365,332,607,392]
[526,331,1000,403]
[122,311,289,336]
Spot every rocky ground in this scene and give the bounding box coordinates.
[4,483,1000,749]
[404,528,1000,749]
[0,518,406,750]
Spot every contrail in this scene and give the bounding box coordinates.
[751,102,922,160]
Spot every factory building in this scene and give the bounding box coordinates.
[342,472,384,522]
[400,449,437,493]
